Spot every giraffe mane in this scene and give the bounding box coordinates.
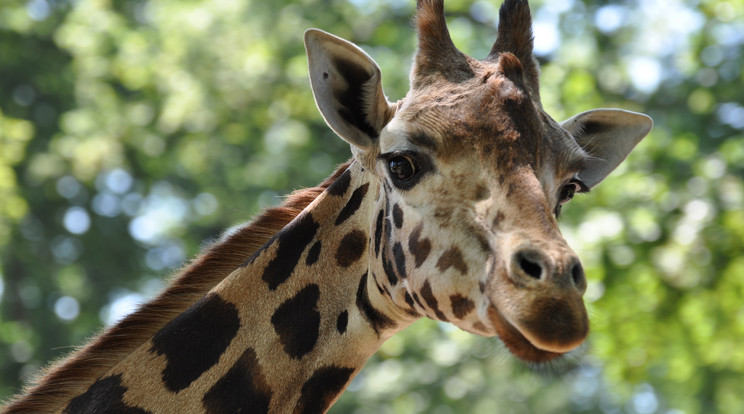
[2,162,352,414]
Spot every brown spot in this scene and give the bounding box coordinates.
[271,285,321,359]
[381,247,398,286]
[411,292,424,309]
[374,209,384,257]
[436,246,468,275]
[356,273,396,335]
[404,292,416,311]
[293,365,355,414]
[419,280,448,321]
[336,230,367,267]
[150,293,240,392]
[203,348,272,414]
[336,311,348,334]
[492,210,505,228]
[327,169,351,196]
[434,206,451,221]
[64,375,149,414]
[374,272,392,298]
[335,183,369,226]
[258,212,319,290]
[474,184,490,200]
[449,294,475,319]
[393,242,407,278]
[392,203,404,228]
[306,241,322,266]
[473,321,487,332]
[408,222,431,268]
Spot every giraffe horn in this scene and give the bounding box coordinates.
[485,0,540,99]
[411,0,474,88]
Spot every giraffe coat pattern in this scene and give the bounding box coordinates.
[150,293,241,393]
[3,0,652,412]
[63,375,149,414]
[202,348,272,414]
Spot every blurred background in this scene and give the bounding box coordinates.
[1,0,742,412]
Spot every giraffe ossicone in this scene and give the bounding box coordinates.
[5,0,652,412]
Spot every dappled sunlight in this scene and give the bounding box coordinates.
[1,0,744,412]
[53,295,80,322]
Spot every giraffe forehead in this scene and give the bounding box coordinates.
[387,77,541,159]
[385,85,586,186]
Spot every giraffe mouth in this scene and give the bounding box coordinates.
[487,306,564,363]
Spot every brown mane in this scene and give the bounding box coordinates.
[2,162,351,413]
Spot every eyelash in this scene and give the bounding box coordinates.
[379,151,433,190]
[554,178,587,217]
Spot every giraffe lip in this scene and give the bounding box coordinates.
[487,306,563,363]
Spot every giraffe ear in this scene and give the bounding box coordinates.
[561,109,653,188]
[305,29,395,150]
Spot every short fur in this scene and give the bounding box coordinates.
[2,163,350,413]
[4,0,652,411]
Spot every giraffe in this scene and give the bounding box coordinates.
[3,0,653,412]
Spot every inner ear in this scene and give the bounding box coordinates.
[305,29,395,150]
[561,109,653,188]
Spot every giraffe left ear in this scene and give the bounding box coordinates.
[305,29,396,150]
[561,109,653,188]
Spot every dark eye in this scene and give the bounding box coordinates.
[388,156,417,182]
[381,151,432,190]
[555,179,586,217]
[558,182,579,206]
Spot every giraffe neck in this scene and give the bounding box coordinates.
[61,161,417,414]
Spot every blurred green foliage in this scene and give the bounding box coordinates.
[1,0,743,412]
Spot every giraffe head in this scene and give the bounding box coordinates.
[305,0,651,362]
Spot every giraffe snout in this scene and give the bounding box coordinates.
[510,247,587,295]
[486,237,590,359]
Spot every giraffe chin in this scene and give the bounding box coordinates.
[487,306,568,363]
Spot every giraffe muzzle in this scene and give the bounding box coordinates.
[486,240,590,360]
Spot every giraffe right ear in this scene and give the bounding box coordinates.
[305,29,395,150]
[561,109,653,188]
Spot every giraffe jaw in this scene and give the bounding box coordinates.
[487,298,588,363]
[487,306,563,362]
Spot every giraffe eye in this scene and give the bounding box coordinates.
[558,182,579,206]
[388,156,417,183]
[381,151,432,190]
[555,179,587,217]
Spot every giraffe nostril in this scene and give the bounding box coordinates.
[570,261,586,290]
[516,251,543,280]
